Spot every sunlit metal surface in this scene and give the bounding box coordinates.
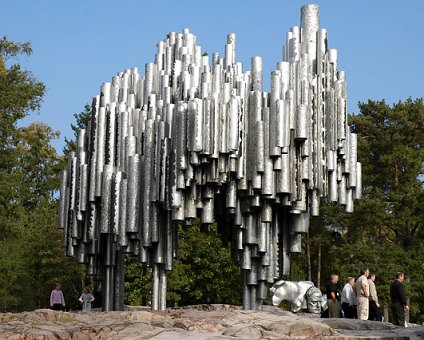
[270,280,315,313]
[59,4,360,311]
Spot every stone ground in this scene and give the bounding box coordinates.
[0,304,423,340]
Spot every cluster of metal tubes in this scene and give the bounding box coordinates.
[59,4,361,311]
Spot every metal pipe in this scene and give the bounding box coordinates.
[59,5,361,312]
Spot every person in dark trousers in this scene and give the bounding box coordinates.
[390,272,409,326]
[50,283,66,311]
[368,272,382,321]
[341,277,357,319]
[326,274,341,318]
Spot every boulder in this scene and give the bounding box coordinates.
[0,305,423,339]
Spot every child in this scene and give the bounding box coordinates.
[79,287,95,312]
[50,283,66,311]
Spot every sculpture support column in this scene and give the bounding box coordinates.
[59,4,360,311]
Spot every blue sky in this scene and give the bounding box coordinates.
[2,0,424,153]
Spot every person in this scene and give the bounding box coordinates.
[341,277,357,319]
[326,274,341,318]
[355,267,370,320]
[50,283,66,311]
[390,272,409,327]
[79,286,95,312]
[368,272,382,321]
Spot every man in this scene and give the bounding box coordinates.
[341,277,357,319]
[390,272,409,327]
[326,274,341,318]
[368,272,382,321]
[355,267,370,320]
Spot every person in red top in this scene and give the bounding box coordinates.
[50,283,66,311]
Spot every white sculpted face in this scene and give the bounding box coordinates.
[305,286,323,314]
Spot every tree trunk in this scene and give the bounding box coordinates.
[317,241,321,289]
[289,256,294,280]
[307,237,312,282]
[141,265,147,306]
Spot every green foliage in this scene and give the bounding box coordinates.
[0,235,26,310]
[0,36,32,61]
[63,103,92,154]
[167,221,242,306]
[294,99,424,322]
[21,198,84,311]
[347,99,424,320]
[0,37,46,238]
[123,221,242,307]
[0,36,45,170]
[0,37,83,312]
[124,255,152,306]
[0,122,83,311]
[350,98,424,247]
[14,123,61,206]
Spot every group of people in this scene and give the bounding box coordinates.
[50,271,409,326]
[326,269,409,327]
[49,283,95,312]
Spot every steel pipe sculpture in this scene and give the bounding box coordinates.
[59,4,361,311]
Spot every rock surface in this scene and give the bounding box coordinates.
[0,305,423,339]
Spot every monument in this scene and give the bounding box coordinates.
[59,4,361,311]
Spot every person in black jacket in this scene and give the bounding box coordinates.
[390,272,409,326]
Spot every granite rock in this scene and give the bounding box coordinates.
[0,305,423,340]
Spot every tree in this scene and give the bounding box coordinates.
[0,36,45,169]
[124,255,152,306]
[124,220,242,307]
[291,99,424,322]
[13,123,62,207]
[0,38,46,310]
[0,233,26,311]
[0,38,83,312]
[347,99,424,322]
[167,221,242,306]
[349,99,424,248]
[0,122,83,311]
[63,103,92,154]
[0,36,45,238]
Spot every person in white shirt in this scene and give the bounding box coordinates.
[341,277,357,318]
[355,268,370,320]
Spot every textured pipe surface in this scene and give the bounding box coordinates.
[59,4,360,311]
